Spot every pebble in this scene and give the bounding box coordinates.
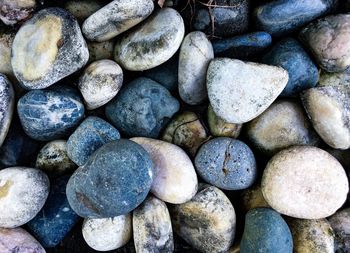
[318,69,350,87]
[66,139,153,218]
[64,0,102,24]
[240,208,293,253]
[11,7,89,90]
[0,0,36,25]
[178,31,214,105]
[0,75,14,147]
[241,184,270,211]
[328,208,350,252]
[207,58,288,124]
[0,167,49,228]
[0,32,15,77]
[82,214,132,251]
[262,146,349,219]
[133,196,174,253]
[87,40,114,63]
[67,116,120,166]
[105,77,179,138]
[114,8,184,71]
[131,137,198,204]
[17,86,85,141]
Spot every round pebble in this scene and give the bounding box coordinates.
[328,208,350,252]
[0,0,36,25]
[0,74,14,147]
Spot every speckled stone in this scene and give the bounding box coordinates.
[11,7,89,89]
[262,146,349,219]
[318,69,350,87]
[105,77,179,138]
[0,32,15,77]
[114,8,184,71]
[64,0,102,24]
[17,87,85,141]
[27,176,80,248]
[131,137,198,204]
[67,116,120,166]
[0,74,14,147]
[66,139,153,218]
[87,40,114,63]
[240,208,293,253]
[0,167,49,228]
[0,0,36,25]
[133,196,174,253]
[241,184,270,211]
[328,208,350,252]
[207,58,288,124]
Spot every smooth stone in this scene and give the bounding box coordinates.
[178,31,213,105]
[301,85,350,149]
[67,116,120,166]
[246,99,320,156]
[240,208,293,253]
[66,139,153,218]
[262,146,349,219]
[133,196,174,253]
[131,137,198,204]
[0,74,14,147]
[64,0,102,24]
[114,8,184,71]
[299,14,350,72]
[83,0,154,42]
[241,184,270,211]
[0,227,45,253]
[17,87,85,141]
[0,167,49,228]
[105,77,179,138]
[27,176,80,248]
[262,38,319,97]
[328,208,350,252]
[82,214,132,251]
[195,137,257,190]
[36,140,76,177]
[87,40,114,63]
[254,0,335,36]
[11,7,89,90]
[171,185,236,253]
[78,59,123,110]
[318,69,350,87]
[207,58,288,124]
[0,32,15,77]
[0,0,36,25]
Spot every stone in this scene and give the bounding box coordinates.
[131,137,198,204]
[262,146,349,219]
[0,0,36,25]
[17,86,85,141]
[299,14,350,72]
[0,74,14,147]
[246,99,320,156]
[27,176,80,248]
[67,116,120,166]
[11,7,89,89]
[105,77,179,138]
[87,40,114,63]
[0,32,15,77]
[318,69,350,87]
[207,58,288,124]
[133,196,174,253]
[64,0,102,24]
[241,184,269,211]
[0,167,49,228]
[301,85,350,149]
[328,208,350,252]
[83,0,154,42]
[178,31,213,105]
[66,139,153,218]
[240,208,293,253]
[114,8,184,71]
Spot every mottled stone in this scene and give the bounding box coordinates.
[328,208,350,252]
[11,7,89,89]
[207,58,288,124]
[241,184,270,211]
[318,69,350,87]
[64,0,102,24]
[0,74,14,147]
[105,77,179,138]
[0,167,49,228]
[114,8,184,71]
[262,146,349,219]
[0,0,36,25]
[0,32,14,77]
[87,40,114,63]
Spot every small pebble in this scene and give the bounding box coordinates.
[0,74,14,147]
[241,184,270,211]
[318,69,350,87]
[87,40,114,63]
[328,208,350,252]
[64,0,102,24]
[0,32,15,77]
[0,0,36,25]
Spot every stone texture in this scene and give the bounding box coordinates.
[64,0,102,24]
[328,208,350,252]
[0,74,14,147]
[241,184,270,211]
[0,32,15,77]
[318,69,350,87]
[0,0,36,25]
[87,40,114,63]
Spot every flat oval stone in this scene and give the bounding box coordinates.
[131,137,198,204]
[64,0,102,24]
[66,139,153,218]
[17,87,85,141]
[207,58,288,124]
[241,184,270,211]
[105,77,179,138]
[11,7,89,89]
[0,74,14,147]
[83,0,154,42]
[262,146,349,219]
[178,31,213,105]
[87,40,114,63]
[329,208,350,252]
[114,8,184,71]
[0,0,36,25]
[0,32,15,77]
[240,208,293,253]
[82,214,132,251]
[133,196,174,253]
[0,167,49,228]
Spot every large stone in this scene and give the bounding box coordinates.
[0,74,14,147]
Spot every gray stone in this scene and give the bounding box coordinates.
[328,208,350,252]
[64,0,102,24]
[0,74,14,147]
[0,0,36,25]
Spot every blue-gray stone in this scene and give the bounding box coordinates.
[67,116,120,166]
[17,86,85,141]
[27,176,80,248]
[0,74,14,147]
[105,77,180,138]
[262,38,319,97]
[66,139,153,218]
[240,208,293,253]
[194,137,257,190]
